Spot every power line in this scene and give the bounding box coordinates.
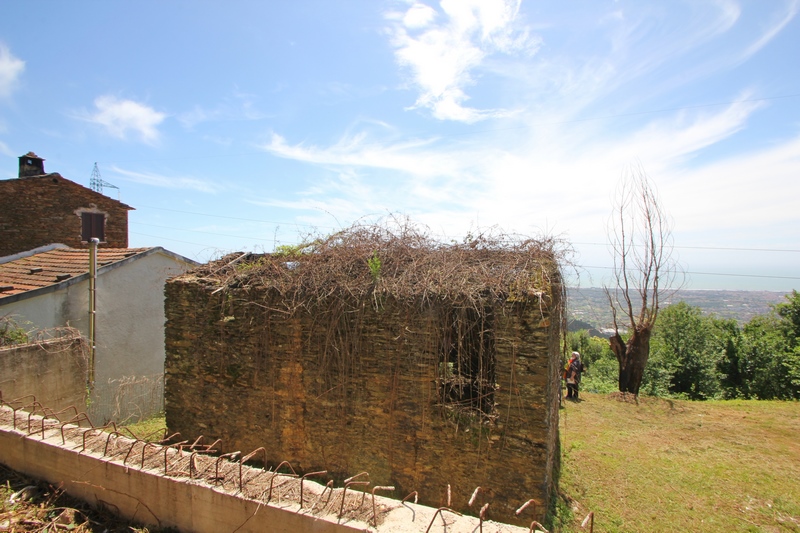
[135,222,275,242]
[135,204,338,230]
[133,208,800,255]
[581,265,800,281]
[573,242,800,254]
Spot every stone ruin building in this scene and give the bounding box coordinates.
[163,224,564,525]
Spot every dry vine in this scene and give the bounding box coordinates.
[188,218,569,421]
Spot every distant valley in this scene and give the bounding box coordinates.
[568,287,789,331]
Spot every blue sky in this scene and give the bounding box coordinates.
[1,1,798,291]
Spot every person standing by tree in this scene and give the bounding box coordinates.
[565,351,585,400]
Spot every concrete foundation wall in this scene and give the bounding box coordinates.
[0,406,530,533]
[0,335,87,411]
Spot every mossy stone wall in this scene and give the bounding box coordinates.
[164,276,561,524]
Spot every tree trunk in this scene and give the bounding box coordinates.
[609,326,652,395]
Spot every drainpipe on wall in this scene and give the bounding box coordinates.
[88,237,99,386]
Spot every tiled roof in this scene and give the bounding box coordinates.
[0,247,151,297]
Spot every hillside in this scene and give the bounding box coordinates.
[568,287,788,331]
[557,394,800,532]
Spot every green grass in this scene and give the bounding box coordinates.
[556,394,800,532]
[121,413,167,442]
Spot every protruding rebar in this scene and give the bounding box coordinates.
[104,431,122,456]
[123,439,143,464]
[238,447,267,491]
[165,440,189,475]
[479,503,489,533]
[529,520,549,533]
[469,486,481,507]
[267,461,298,502]
[581,511,594,533]
[371,485,395,526]
[214,451,241,483]
[425,507,462,533]
[339,481,370,519]
[300,471,328,509]
[60,413,93,444]
[344,471,369,483]
[141,442,158,468]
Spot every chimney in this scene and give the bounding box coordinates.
[19,152,46,177]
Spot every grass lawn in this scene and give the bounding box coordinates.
[556,393,800,532]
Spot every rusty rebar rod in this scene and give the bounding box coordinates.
[141,442,158,468]
[371,485,395,526]
[339,481,370,519]
[81,428,100,452]
[344,471,369,483]
[300,470,328,509]
[123,439,143,464]
[479,503,489,533]
[469,486,481,507]
[164,440,189,475]
[581,511,594,532]
[516,499,538,519]
[425,507,462,533]
[157,432,181,445]
[214,451,241,483]
[25,402,47,433]
[267,461,299,502]
[402,491,419,505]
[238,447,267,491]
[60,413,94,444]
[529,520,549,533]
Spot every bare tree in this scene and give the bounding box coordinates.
[604,165,680,394]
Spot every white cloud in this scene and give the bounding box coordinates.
[78,96,166,143]
[177,89,267,129]
[0,44,24,99]
[740,0,799,60]
[110,166,219,193]
[0,139,13,158]
[403,3,437,29]
[388,0,540,122]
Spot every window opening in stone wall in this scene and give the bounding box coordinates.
[437,306,496,418]
[81,212,106,243]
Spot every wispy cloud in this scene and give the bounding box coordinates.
[740,0,799,60]
[76,96,166,144]
[177,89,268,129]
[0,139,14,158]
[110,166,220,193]
[0,44,24,99]
[259,1,800,260]
[387,0,540,122]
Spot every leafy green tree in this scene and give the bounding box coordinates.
[773,290,800,397]
[736,315,793,399]
[567,330,611,366]
[654,302,722,399]
[712,318,744,399]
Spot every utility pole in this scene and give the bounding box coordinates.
[88,237,99,386]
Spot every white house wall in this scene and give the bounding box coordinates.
[1,251,193,383]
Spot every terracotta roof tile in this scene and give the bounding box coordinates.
[0,247,150,298]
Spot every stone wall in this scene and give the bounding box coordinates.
[165,278,562,524]
[0,334,88,411]
[0,174,130,256]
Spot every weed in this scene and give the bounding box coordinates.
[367,250,382,281]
